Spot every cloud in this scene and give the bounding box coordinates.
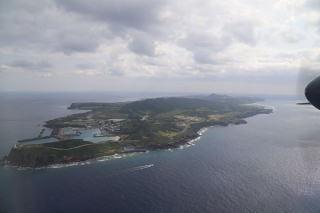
[39,72,53,78]
[55,36,100,55]
[304,0,320,31]
[54,0,166,32]
[0,65,13,72]
[0,0,319,94]
[0,0,109,55]
[76,63,96,70]
[181,32,232,64]
[280,30,303,43]
[305,0,320,10]
[106,68,125,76]
[128,32,155,56]
[9,60,53,71]
[223,20,258,45]
[277,0,320,31]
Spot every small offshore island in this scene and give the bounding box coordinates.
[3,94,272,168]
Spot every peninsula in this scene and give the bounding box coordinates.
[5,94,272,168]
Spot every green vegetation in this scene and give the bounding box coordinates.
[43,139,92,149]
[6,94,272,168]
[8,140,125,167]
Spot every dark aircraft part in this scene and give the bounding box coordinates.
[305,76,320,110]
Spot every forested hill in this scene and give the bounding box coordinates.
[69,93,263,113]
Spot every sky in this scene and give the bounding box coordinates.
[0,0,320,95]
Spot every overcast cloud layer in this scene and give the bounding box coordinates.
[0,0,320,95]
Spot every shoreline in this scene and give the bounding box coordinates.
[3,101,274,170]
[244,102,276,112]
[1,120,253,170]
[1,126,209,170]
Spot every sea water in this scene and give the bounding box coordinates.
[1,92,320,212]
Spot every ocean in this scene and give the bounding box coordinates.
[1,92,320,213]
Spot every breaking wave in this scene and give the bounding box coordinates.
[177,127,209,150]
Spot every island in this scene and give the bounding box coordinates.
[4,94,272,168]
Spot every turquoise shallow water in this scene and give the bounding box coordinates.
[83,136,117,143]
[1,93,320,213]
[65,128,117,143]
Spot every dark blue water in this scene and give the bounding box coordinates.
[1,93,320,213]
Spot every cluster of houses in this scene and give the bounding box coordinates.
[60,118,126,138]
[95,119,125,137]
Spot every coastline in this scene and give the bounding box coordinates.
[3,152,144,170]
[243,102,276,112]
[2,116,265,170]
[3,100,274,169]
[2,134,200,170]
[2,128,206,170]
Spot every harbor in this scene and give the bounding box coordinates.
[17,118,124,145]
